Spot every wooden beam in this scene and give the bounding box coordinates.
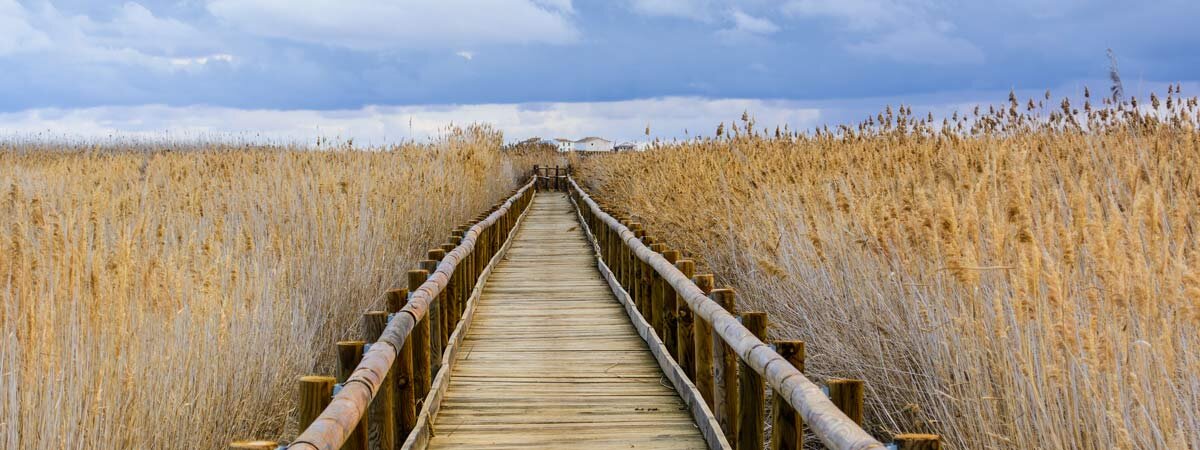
[738,312,767,450]
[770,340,805,450]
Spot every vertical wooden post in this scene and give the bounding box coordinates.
[230,441,277,449]
[627,223,642,299]
[828,378,865,425]
[336,341,365,381]
[363,311,395,450]
[693,274,716,409]
[660,249,680,355]
[674,259,696,379]
[299,375,336,431]
[441,243,459,319]
[636,233,651,314]
[335,341,368,450]
[710,288,739,446]
[393,308,417,443]
[427,249,449,346]
[407,270,432,402]
[770,341,805,450]
[894,434,941,449]
[419,260,443,380]
[648,242,666,333]
[738,312,767,450]
[385,288,414,446]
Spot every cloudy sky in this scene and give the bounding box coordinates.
[2,0,1197,144]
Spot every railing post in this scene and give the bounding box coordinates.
[386,288,415,444]
[335,341,368,450]
[299,375,336,431]
[828,378,865,425]
[674,259,696,379]
[637,234,652,314]
[894,434,941,449]
[693,274,716,410]
[419,260,443,380]
[660,249,680,355]
[363,311,396,450]
[648,242,666,332]
[738,312,767,450]
[710,288,739,446]
[427,249,449,348]
[440,243,459,319]
[770,340,805,450]
[407,269,432,403]
[390,292,418,443]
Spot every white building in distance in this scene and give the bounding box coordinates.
[552,137,614,152]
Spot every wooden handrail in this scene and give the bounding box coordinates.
[568,177,885,450]
[288,177,537,450]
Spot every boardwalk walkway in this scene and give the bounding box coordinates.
[425,192,708,449]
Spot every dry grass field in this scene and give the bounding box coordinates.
[0,126,559,448]
[578,90,1200,449]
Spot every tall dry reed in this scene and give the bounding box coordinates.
[0,126,559,448]
[579,90,1200,449]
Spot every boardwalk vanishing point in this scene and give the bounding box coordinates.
[268,169,921,450]
[426,192,708,449]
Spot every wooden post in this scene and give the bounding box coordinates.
[335,341,368,450]
[738,312,767,450]
[828,378,865,425]
[440,243,459,319]
[384,288,414,445]
[230,441,278,449]
[299,375,336,431]
[419,260,443,380]
[363,311,396,450]
[693,274,716,409]
[894,434,941,450]
[770,341,805,450]
[710,288,739,445]
[427,249,450,347]
[648,242,666,333]
[674,259,696,379]
[407,270,432,401]
[660,249,680,356]
[394,310,417,443]
[336,341,365,382]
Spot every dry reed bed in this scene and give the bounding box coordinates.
[579,92,1200,449]
[0,127,555,448]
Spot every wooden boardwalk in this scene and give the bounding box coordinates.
[425,192,709,449]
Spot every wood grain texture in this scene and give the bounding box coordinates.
[423,193,709,450]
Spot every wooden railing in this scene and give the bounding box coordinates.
[230,177,537,450]
[567,176,942,450]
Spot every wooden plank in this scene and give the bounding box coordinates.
[411,192,714,450]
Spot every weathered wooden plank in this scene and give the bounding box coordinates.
[414,192,714,450]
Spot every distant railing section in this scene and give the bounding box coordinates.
[568,174,942,450]
[230,176,538,450]
[533,164,570,191]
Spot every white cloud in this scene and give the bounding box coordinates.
[206,0,578,51]
[531,0,575,13]
[0,1,232,71]
[0,98,823,145]
[456,51,474,61]
[0,0,52,54]
[729,10,779,34]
